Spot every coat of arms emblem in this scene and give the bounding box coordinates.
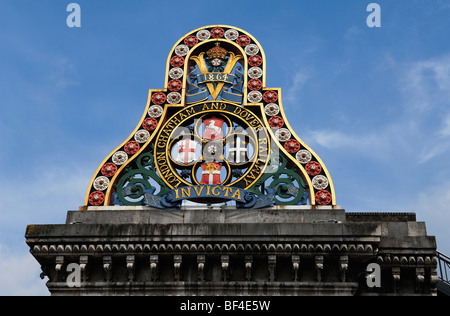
[85,25,335,209]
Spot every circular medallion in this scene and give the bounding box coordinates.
[203,141,224,161]
[210,27,225,38]
[275,128,291,142]
[245,44,259,56]
[154,102,270,190]
[305,161,322,176]
[124,141,140,155]
[151,93,166,105]
[143,117,158,131]
[248,55,263,67]
[89,191,105,206]
[93,176,110,191]
[134,129,150,143]
[148,105,163,118]
[268,116,284,128]
[170,56,185,68]
[312,175,329,190]
[315,190,332,205]
[248,67,262,79]
[225,29,239,40]
[168,79,182,92]
[284,139,301,153]
[248,78,262,91]
[263,90,278,103]
[184,35,198,47]
[264,103,280,116]
[175,44,189,56]
[196,29,211,41]
[167,92,182,104]
[248,91,262,103]
[112,151,128,165]
[101,163,117,177]
[295,150,312,164]
[236,35,251,46]
[169,67,183,79]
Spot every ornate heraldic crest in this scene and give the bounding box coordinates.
[84,25,336,209]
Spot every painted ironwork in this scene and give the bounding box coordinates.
[84,25,336,208]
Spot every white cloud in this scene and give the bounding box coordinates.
[402,54,450,112]
[414,184,450,255]
[438,113,450,138]
[0,244,49,296]
[285,71,309,105]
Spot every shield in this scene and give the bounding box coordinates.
[227,134,248,164]
[175,137,198,165]
[203,117,224,140]
[200,162,222,185]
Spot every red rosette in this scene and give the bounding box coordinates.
[305,161,322,176]
[143,117,158,131]
[151,92,166,105]
[248,55,263,67]
[263,90,278,103]
[315,190,332,205]
[268,115,284,128]
[101,162,117,177]
[210,27,225,38]
[89,191,105,206]
[236,35,251,46]
[184,35,198,47]
[284,139,301,153]
[168,79,182,92]
[170,55,185,67]
[124,141,140,155]
[248,78,262,91]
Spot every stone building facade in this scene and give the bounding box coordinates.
[25,206,438,296]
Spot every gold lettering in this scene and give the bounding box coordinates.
[249,119,259,127]
[243,177,253,187]
[193,186,204,196]
[157,135,170,148]
[174,189,180,199]
[222,187,233,197]
[211,186,221,196]
[173,180,182,188]
[179,112,187,120]
[171,115,180,125]
[166,175,176,183]
[186,107,195,116]
[206,185,211,196]
[181,187,191,198]
[243,164,261,186]
[231,189,242,201]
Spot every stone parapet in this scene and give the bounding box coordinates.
[25,207,437,296]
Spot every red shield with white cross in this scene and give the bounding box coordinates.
[200,162,222,185]
[203,117,224,140]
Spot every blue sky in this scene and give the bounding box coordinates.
[1,0,450,295]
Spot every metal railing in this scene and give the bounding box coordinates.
[437,251,450,284]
